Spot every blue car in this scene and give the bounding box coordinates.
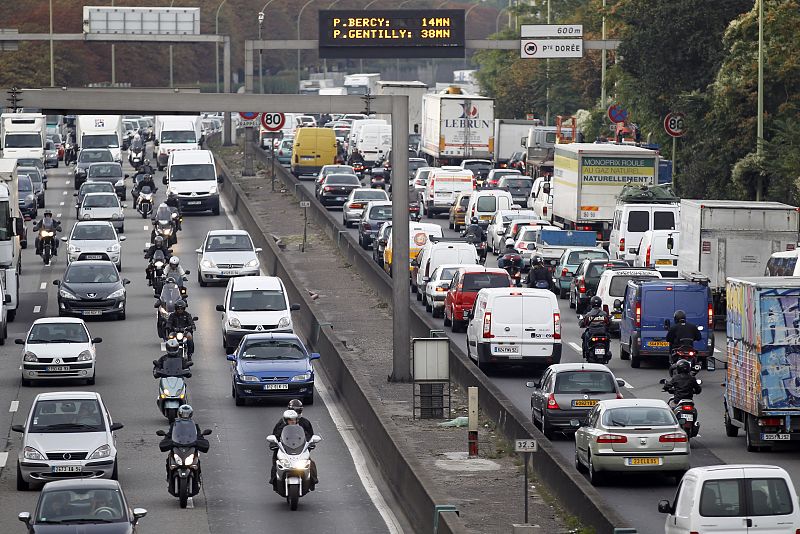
[227,333,319,406]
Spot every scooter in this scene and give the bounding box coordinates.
[153,358,192,422]
[129,148,144,169]
[156,423,212,508]
[267,425,322,511]
[578,316,612,364]
[137,186,154,219]
[661,367,702,439]
[38,227,58,265]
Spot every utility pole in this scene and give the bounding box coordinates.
[756,0,764,201]
[545,0,551,126]
[600,0,606,108]
[110,0,116,85]
[49,0,54,87]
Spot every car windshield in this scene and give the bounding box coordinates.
[609,275,659,297]
[36,488,126,523]
[82,134,119,149]
[170,164,216,182]
[602,406,675,427]
[439,267,459,281]
[17,159,42,169]
[354,190,388,201]
[80,183,114,196]
[88,165,121,178]
[64,264,119,284]
[229,290,287,312]
[18,176,32,192]
[161,130,196,144]
[79,151,113,163]
[554,371,616,394]
[462,273,510,291]
[4,133,42,148]
[240,340,307,360]
[205,234,253,252]
[327,174,360,185]
[83,195,118,208]
[368,206,392,220]
[521,230,537,241]
[28,323,90,344]
[73,224,116,241]
[29,399,105,432]
[501,178,533,188]
[464,161,492,171]
[567,250,607,265]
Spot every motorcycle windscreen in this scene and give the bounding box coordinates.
[160,284,182,312]
[162,357,185,375]
[171,419,198,446]
[281,425,307,455]
[155,206,172,220]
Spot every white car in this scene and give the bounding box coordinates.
[78,192,125,233]
[595,267,662,333]
[486,210,539,254]
[424,264,468,318]
[342,188,389,227]
[196,230,262,287]
[216,275,300,353]
[17,318,102,386]
[63,221,125,271]
[13,391,122,490]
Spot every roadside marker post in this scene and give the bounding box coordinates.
[299,200,310,252]
[514,438,538,525]
[467,387,478,457]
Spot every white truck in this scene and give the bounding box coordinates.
[0,158,21,326]
[76,115,123,163]
[154,115,203,170]
[344,73,381,95]
[420,91,494,166]
[550,143,659,243]
[493,119,541,167]
[678,199,800,321]
[1,113,46,162]
[376,81,428,135]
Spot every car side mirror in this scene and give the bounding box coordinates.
[215,304,225,312]
[202,428,213,436]
[156,430,166,437]
[616,378,625,387]
[255,248,263,253]
[266,435,278,444]
[310,435,322,443]
[123,279,131,285]
[124,174,130,179]
[14,338,24,344]
[92,337,103,343]
[658,500,673,514]
[12,424,24,433]
[183,270,191,275]
[52,280,60,286]
[526,380,540,388]
[290,303,300,311]
[192,316,199,321]
[132,508,147,521]
[195,248,202,254]
[659,378,667,384]
[226,354,236,361]
[119,236,126,241]
[110,422,123,431]
[410,259,418,267]
[18,512,31,525]
[310,352,321,360]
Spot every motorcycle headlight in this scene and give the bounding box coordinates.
[59,288,78,300]
[228,317,241,328]
[107,288,126,299]
[23,351,38,362]
[23,446,45,461]
[277,316,291,328]
[88,444,111,459]
[176,332,184,341]
[77,350,93,362]
[40,230,54,237]
[291,459,311,470]
[277,459,291,469]
[107,243,121,252]
[201,259,216,269]
[154,261,164,269]
[291,372,312,382]
[183,453,195,466]
[239,374,260,383]
[245,258,260,268]
[172,453,182,464]
[160,388,170,398]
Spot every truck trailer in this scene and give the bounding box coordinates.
[0,157,21,325]
[1,113,46,162]
[420,91,494,166]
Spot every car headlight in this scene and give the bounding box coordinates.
[239,374,260,383]
[107,243,121,252]
[111,213,120,220]
[23,446,45,461]
[107,288,126,299]
[245,258,260,268]
[77,350,93,362]
[209,185,218,194]
[68,245,80,254]
[183,453,195,466]
[201,258,216,269]
[277,316,291,328]
[291,372,312,382]
[59,288,78,300]
[88,444,111,460]
[228,317,241,328]
[23,351,37,362]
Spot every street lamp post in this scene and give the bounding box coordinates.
[258,0,277,95]
[49,0,54,87]
[756,0,764,201]
[297,0,316,94]
[600,0,607,108]
[463,2,482,68]
[545,0,551,125]
[215,0,227,93]
[495,6,510,33]
[110,0,115,85]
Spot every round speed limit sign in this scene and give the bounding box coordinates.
[664,112,687,137]
[261,112,286,132]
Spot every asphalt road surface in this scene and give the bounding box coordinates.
[0,151,401,534]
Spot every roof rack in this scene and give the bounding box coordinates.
[616,183,679,204]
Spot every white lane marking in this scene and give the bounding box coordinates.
[0,452,7,468]
[56,213,62,218]
[65,180,70,185]
[59,201,64,206]
[186,497,194,509]
[33,305,41,313]
[39,282,46,290]
[62,191,67,195]
[160,342,166,352]
[620,380,635,389]
[315,375,403,534]
[714,348,721,353]
[9,400,19,412]
[568,342,582,354]
[143,225,149,231]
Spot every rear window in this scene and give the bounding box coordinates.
[749,478,794,516]
[554,371,616,394]
[501,178,533,188]
[587,262,625,278]
[521,230,537,241]
[459,195,470,207]
[627,211,649,232]
[492,295,551,324]
[439,267,459,280]
[567,250,607,264]
[699,477,794,518]
[601,406,675,427]
[328,175,360,185]
[653,211,676,230]
[609,274,658,297]
[354,190,388,200]
[476,196,497,212]
[462,273,509,291]
[368,206,392,220]
[700,479,741,517]
[675,290,708,316]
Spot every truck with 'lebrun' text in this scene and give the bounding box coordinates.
[420,88,494,166]
[549,143,659,243]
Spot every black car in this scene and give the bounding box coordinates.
[86,162,127,201]
[18,175,38,221]
[461,159,493,186]
[497,176,534,208]
[317,173,361,207]
[372,222,391,267]
[18,167,46,208]
[74,149,114,189]
[358,201,392,250]
[18,478,147,533]
[568,259,628,313]
[54,261,129,320]
[74,181,116,218]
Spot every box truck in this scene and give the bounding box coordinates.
[0,158,21,324]
[154,115,203,170]
[493,119,541,167]
[420,90,494,166]
[76,115,123,163]
[376,81,428,136]
[1,113,46,162]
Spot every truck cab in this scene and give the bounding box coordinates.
[619,278,714,368]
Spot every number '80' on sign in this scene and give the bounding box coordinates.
[664,112,687,137]
[261,112,286,132]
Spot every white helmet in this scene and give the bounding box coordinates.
[282,409,298,422]
[169,256,180,267]
[505,238,515,247]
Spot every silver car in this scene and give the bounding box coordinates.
[196,230,262,286]
[64,221,125,270]
[342,188,389,227]
[13,391,122,489]
[574,398,690,486]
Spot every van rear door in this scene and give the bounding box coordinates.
[491,294,555,358]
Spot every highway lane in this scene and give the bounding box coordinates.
[295,172,800,534]
[0,154,397,533]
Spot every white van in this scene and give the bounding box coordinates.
[356,124,391,165]
[348,119,387,156]
[530,178,553,222]
[765,250,800,276]
[412,239,479,296]
[609,203,680,263]
[659,464,800,534]
[165,149,221,215]
[465,288,562,371]
[423,168,474,217]
[633,230,680,277]
[466,190,514,224]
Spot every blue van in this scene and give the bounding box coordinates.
[619,278,714,368]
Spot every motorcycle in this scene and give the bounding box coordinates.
[156,422,212,508]
[153,357,192,422]
[146,249,169,294]
[351,162,366,179]
[129,148,144,169]
[137,186,154,219]
[578,315,612,364]
[166,327,194,362]
[155,281,182,339]
[660,364,704,439]
[267,425,322,511]
[667,337,714,372]
[499,253,523,287]
[463,233,488,264]
[369,173,387,190]
[38,227,59,265]
[152,217,177,246]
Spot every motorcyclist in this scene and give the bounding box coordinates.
[462,216,485,242]
[129,134,144,156]
[139,158,156,176]
[664,359,702,404]
[285,399,314,440]
[161,405,208,479]
[164,190,183,230]
[64,130,77,165]
[269,409,318,488]
[34,210,62,256]
[164,256,188,284]
[347,150,365,166]
[144,235,171,260]
[527,256,552,290]
[579,296,611,355]
[153,339,191,378]
[135,173,157,196]
[166,299,195,357]
[666,310,701,353]
[497,238,523,270]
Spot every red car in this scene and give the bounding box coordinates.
[444,267,512,332]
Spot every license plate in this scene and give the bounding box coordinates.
[648,341,669,347]
[492,345,519,354]
[480,215,492,221]
[656,259,673,266]
[301,156,315,161]
[613,313,621,319]
[187,201,201,205]
[52,466,82,473]
[264,384,289,390]
[572,399,597,407]
[762,434,790,441]
[336,197,345,201]
[221,270,239,276]
[594,348,606,355]
[86,254,102,260]
[627,457,661,466]
[680,414,694,422]
[46,366,70,372]
[82,310,102,316]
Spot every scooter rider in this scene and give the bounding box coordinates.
[166,299,195,357]
[161,405,208,479]
[666,310,701,353]
[664,359,702,404]
[579,296,610,355]
[269,409,318,489]
[164,256,187,283]
[34,210,62,256]
[165,190,183,230]
[527,256,551,289]
[286,399,314,440]
[139,158,156,176]
[144,235,171,260]
[497,238,522,270]
[153,339,190,378]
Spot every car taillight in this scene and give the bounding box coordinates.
[350,203,363,209]
[578,279,586,293]
[645,245,651,266]
[362,222,371,230]
[553,312,561,339]
[546,393,560,410]
[708,303,714,328]
[561,268,568,277]
[324,186,332,191]
[635,301,641,328]
[659,433,688,443]
[619,237,625,252]
[542,206,547,216]
[681,405,694,411]
[758,417,782,427]
[596,434,627,443]
[482,312,493,338]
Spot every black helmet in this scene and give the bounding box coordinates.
[165,339,180,354]
[590,296,602,309]
[674,310,686,323]
[532,256,543,265]
[675,359,691,374]
[471,216,479,224]
[154,236,164,246]
[175,299,187,311]
[288,399,303,415]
